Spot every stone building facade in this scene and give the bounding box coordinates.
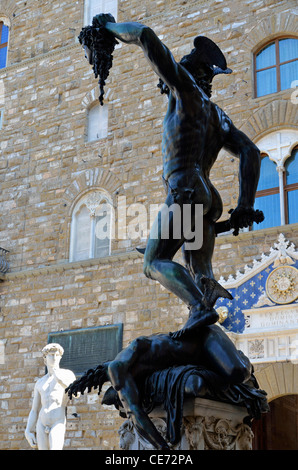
[0,0,297,450]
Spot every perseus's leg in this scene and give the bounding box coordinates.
[182,216,216,292]
[170,191,232,339]
[183,182,223,291]
[143,192,216,321]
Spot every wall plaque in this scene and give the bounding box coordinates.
[243,304,298,331]
[48,324,123,376]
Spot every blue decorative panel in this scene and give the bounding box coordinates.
[216,235,298,333]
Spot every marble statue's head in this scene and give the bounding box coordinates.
[42,343,64,367]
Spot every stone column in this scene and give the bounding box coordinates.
[118,398,253,450]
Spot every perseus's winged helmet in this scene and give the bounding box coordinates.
[180,36,233,81]
[158,36,232,97]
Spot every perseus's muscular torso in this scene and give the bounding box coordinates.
[162,87,231,182]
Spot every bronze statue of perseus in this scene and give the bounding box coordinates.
[79,13,264,337]
[67,14,268,451]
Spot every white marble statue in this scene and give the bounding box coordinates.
[25,343,76,450]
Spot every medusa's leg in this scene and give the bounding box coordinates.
[107,339,170,450]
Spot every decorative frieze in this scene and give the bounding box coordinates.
[118,398,253,451]
[233,330,298,364]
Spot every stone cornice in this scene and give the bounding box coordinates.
[5,250,142,280]
[0,41,80,78]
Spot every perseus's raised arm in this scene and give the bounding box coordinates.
[102,19,194,93]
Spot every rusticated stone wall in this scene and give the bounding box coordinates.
[0,0,297,449]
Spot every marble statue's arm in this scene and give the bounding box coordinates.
[53,368,76,389]
[25,383,40,448]
[99,17,195,94]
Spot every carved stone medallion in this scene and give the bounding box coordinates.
[266,266,298,305]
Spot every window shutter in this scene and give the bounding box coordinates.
[88,103,108,141]
[89,0,104,22]
[70,192,112,262]
[94,213,110,258]
[73,205,91,261]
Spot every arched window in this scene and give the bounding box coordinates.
[0,21,9,69]
[254,37,298,97]
[254,155,281,230]
[254,143,298,230]
[285,148,298,225]
[84,0,118,26]
[87,102,108,142]
[69,191,113,262]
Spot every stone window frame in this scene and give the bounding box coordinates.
[0,17,10,70]
[87,100,109,143]
[69,189,114,262]
[253,130,298,230]
[82,87,114,145]
[253,36,298,98]
[62,168,122,262]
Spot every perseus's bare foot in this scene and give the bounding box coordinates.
[201,276,233,309]
[170,306,219,340]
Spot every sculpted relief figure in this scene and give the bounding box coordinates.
[25,344,76,450]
